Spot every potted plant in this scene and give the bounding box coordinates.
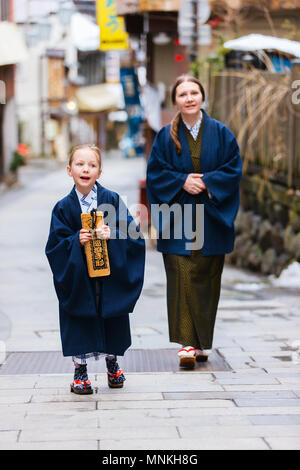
[5,143,29,186]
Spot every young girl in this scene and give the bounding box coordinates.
[46,144,145,394]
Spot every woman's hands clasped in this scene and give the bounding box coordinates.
[79,225,111,246]
[183,173,207,195]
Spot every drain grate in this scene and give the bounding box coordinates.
[0,349,230,375]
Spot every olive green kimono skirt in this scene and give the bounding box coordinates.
[163,251,224,349]
[162,119,225,349]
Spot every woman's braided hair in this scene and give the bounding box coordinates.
[170,75,205,154]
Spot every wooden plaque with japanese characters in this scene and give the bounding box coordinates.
[81,211,110,277]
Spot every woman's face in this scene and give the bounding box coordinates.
[175,81,203,119]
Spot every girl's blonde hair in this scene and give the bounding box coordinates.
[68,144,102,169]
[170,75,205,154]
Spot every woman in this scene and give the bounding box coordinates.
[146,75,242,369]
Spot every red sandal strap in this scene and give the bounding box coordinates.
[84,380,91,389]
[107,368,123,379]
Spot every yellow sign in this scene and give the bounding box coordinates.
[96,0,129,51]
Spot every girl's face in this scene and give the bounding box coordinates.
[175,81,203,119]
[67,148,102,195]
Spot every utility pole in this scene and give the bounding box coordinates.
[178,0,211,70]
[189,0,198,64]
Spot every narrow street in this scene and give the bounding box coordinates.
[0,152,300,450]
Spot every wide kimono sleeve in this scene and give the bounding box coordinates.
[202,128,242,228]
[146,127,188,205]
[100,192,145,319]
[45,202,98,318]
[202,130,242,204]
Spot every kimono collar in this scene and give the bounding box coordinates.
[182,111,203,141]
[75,184,97,213]
[68,181,104,231]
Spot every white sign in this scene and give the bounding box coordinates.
[178,0,211,45]
[178,0,211,29]
[197,24,212,45]
[106,51,120,84]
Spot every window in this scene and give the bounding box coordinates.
[0,0,10,21]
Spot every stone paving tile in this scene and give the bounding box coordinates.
[32,372,219,388]
[217,415,251,425]
[21,412,98,430]
[215,376,280,385]
[277,377,300,385]
[31,389,165,402]
[99,426,180,441]
[0,431,19,442]
[0,416,25,431]
[19,425,179,443]
[0,441,99,450]
[178,424,300,439]
[0,375,37,389]
[93,373,223,393]
[217,361,253,371]
[266,369,300,376]
[222,384,300,392]
[234,398,300,407]
[30,392,99,404]
[98,392,164,401]
[249,362,300,369]
[169,407,300,418]
[100,413,222,428]
[99,437,269,450]
[213,369,271,377]
[246,354,291,363]
[33,374,74,388]
[30,387,75,396]
[0,389,33,404]
[265,438,300,450]
[248,415,300,425]
[0,401,96,416]
[163,390,298,400]
[97,399,235,410]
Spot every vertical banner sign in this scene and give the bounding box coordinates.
[105,51,120,83]
[96,0,129,51]
[120,67,144,158]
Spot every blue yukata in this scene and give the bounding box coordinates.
[45,181,145,358]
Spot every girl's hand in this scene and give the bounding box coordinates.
[79,228,92,246]
[183,173,207,195]
[96,225,111,240]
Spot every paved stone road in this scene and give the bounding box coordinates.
[0,152,300,450]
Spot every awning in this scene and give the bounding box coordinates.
[224,34,300,58]
[0,21,29,66]
[76,83,125,112]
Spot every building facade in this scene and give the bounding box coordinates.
[0,0,28,182]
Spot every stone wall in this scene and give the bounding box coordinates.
[227,174,300,277]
